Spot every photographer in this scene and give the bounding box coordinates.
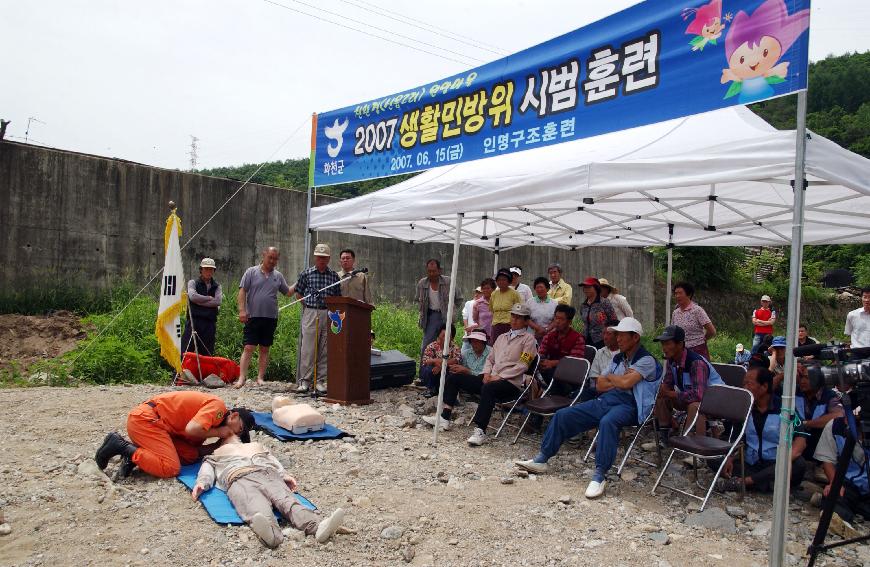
[796,363,844,462]
[813,416,870,525]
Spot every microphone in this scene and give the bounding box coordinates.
[351,267,369,275]
[793,343,825,357]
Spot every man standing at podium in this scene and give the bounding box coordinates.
[337,248,372,304]
[295,243,341,394]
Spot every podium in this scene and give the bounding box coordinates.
[324,296,375,405]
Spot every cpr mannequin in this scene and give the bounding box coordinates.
[272,396,325,434]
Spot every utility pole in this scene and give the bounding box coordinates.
[189,135,199,170]
[0,119,10,140]
[25,117,46,143]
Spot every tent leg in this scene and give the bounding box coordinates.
[434,213,463,443]
[493,239,500,276]
[768,89,808,567]
[665,246,674,326]
[295,184,314,382]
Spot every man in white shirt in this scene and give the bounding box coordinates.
[583,326,620,401]
[510,266,533,303]
[845,287,870,348]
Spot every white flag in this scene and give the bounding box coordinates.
[155,210,186,374]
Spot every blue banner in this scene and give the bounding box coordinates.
[312,0,810,187]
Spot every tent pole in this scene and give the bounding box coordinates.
[665,224,674,325]
[434,213,464,443]
[769,89,808,567]
[493,238,500,276]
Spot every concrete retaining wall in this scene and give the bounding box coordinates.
[0,141,655,328]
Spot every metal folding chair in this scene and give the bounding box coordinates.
[511,357,590,444]
[583,378,665,476]
[651,384,754,511]
[583,345,597,363]
[466,357,541,438]
[711,363,747,388]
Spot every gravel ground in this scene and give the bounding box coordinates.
[0,383,867,567]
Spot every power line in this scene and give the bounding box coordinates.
[338,0,508,56]
[261,0,479,67]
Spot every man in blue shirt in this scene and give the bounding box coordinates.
[515,317,661,499]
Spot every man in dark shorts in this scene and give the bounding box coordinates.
[235,247,293,387]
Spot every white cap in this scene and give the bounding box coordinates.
[200,258,216,269]
[761,294,771,302]
[313,243,331,257]
[509,267,522,276]
[608,317,643,336]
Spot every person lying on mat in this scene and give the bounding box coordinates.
[95,391,254,479]
[192,433,346,548]
[515,318,661,500]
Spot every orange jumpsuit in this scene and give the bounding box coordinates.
[127,391,227,478]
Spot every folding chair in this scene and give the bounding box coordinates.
[711,363,747,388]
[651,384,754,512]
[583,345,597,363]
[466,357,541,438]
[583,378,664,476]
[511,357,590,444]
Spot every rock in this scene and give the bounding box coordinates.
[140,548,150,555]
[381,526,404,540]
[514,469,529,478]
[436,472,449,483]
[0,523,11,536]
[684,507,737,534]
[750,521,771,538]
[397,405,416,419]
[726,506,747,519]
[77,459,110,482]
[447,539,459,545]
[557,495,572,504]
[620,470,638,482]
[282,528,306,541]
[637,523,659,533]
[500,477,515,485]
[401,545,415,563]
[649,532,670,545]
[352,495,371,507]
[584,539,606,549]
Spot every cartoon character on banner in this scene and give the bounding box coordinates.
[682,0,732,52]
[720,0,810,104]
[328,310,346,334]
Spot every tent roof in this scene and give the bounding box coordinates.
[310,107,870,249]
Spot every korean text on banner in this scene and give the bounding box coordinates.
[155,211,186,374]
[313,0,810,186]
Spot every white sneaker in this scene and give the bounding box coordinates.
[585,479,606,499]
[515,459,549,474]
[467,427,488,446]
[315,508,346,543]
[249,512,281,548]
[315,382,328,394]
[295,381,310,393]
[422,415,452,431]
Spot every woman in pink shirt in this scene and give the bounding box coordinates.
[670,281,716,360]
[472,278,495,343]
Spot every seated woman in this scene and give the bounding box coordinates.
[716,367,807,493]
[796,362,844,461]
[419,323,461,397]
[193,434,346,548]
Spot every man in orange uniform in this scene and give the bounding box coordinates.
[95,391,254,479]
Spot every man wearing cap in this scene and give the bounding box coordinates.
[598,279,633,321]
[295,243,342,394]
[94,390,253,479]
[751,295,776,352]
[768,335,788,390]
[424,304,537,446]
[509,266,533,303]
[547,263,573,306]
[654,325,724,437]
[516,317,661,499]
[422,330,493,430]
[337,248,372,304]
[180,257,222,360]
[236,247,294,388]
[734,343,751,367]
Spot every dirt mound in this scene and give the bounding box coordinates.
[0,311,89,371]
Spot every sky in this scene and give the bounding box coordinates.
[3,0,868,171]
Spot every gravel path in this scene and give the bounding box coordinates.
[0,384,865,567]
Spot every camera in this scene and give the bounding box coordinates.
[795,343,870,392]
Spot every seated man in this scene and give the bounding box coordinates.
[582,326,621,402]
[768,336,787,391]
[515,318,661,499]
[419,323,462,397]
[422,331,492,431]
[95,391,253,479]
[654,325,724,437]
[422,304,537,446]
[814,416,870,525]
[193,434,345,548]
[716,367,807,493]
[538,304,586,392]
[796,363,844,461]
[734,343,751,367]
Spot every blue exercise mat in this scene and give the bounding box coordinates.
[252,411,349,441]
[177,462,316,525]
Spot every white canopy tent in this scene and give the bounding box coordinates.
[309,103,870,566]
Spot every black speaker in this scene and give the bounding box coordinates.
[369,350,416,390]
